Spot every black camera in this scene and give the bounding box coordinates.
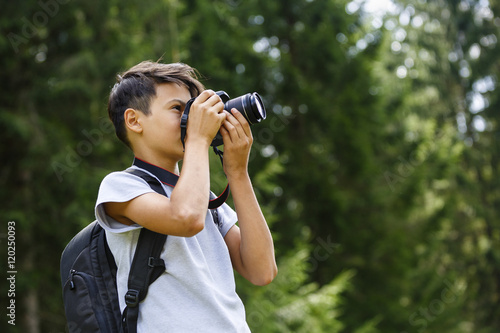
[180,91,266,147]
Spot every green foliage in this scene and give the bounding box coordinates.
[238,244,369,333]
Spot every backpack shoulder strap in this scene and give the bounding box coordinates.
[122,168,168,333]
[126,168,166,195]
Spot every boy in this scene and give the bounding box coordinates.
[95,60,277,332]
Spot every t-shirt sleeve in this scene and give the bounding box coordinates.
[95,171,155,233]
[215,201,238,238]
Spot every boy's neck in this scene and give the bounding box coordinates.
[133,153,180,175]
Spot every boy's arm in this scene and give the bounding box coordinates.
[221,110,278,286]
[103,140,210,237]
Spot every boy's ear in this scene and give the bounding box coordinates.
[124,108,143,134]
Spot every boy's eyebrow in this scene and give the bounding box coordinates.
[164,98,187,108]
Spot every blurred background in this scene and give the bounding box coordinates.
[1,0,500,332]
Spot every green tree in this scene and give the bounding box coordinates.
[367,0,500,331]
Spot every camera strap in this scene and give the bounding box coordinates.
[179,97,194,151]
[132,156,229,209]
[210,146,230,209]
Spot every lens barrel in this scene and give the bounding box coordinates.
[224,93,266,124]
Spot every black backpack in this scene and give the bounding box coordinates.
[60,169,169,333]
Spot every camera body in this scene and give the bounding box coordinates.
[180,91,267,147]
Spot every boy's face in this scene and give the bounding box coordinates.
[139,83,192,162]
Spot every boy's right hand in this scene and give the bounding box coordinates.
[185,90,226,146]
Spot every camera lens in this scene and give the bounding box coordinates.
[224,93,266,124]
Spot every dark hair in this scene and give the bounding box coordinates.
[107,61,205,148]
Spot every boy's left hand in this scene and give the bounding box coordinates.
[219,109,253,178]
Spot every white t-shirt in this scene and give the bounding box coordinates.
[95,166,251,332]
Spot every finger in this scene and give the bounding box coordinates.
[223,110,238,124]
[222,119,244,144]
[193,90,216,105]
[206,93,223,107]
[229,109,252,138]
[223,111,243,139]
[222,116,238,134]
[200,93,225,115]
[194,92,224,115]
[197,89,214,100]
[218,111,227,123]
[219,125,233,144]
[198,93,221,109]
